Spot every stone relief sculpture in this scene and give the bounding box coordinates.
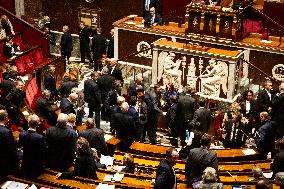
[157,51,184,87]
[272,64,284,82]
[186,57,198,89]
[199,59,228,97]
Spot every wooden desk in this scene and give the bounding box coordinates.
[130,142,261,161]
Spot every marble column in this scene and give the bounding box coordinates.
[152,48,158,85]
[15,0,25,17]
[227,61,237,100]
[114,27,119,59]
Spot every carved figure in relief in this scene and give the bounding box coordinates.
[199,59,228,97]
[157,51,183,87]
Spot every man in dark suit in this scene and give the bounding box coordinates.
[110,102,135,151]
[97,67,115,121]
[59,74,78,98]
[176,86,196,146]
[256,112,275,158]
[60,93,78,115]
[154,147,178,189]
[271,138,284,178]
[0,110,18,182]
[145,84,163,144]
[257,80,274,113]
[19,114,47,179]
[144,0,161,18]
[91,28,107,71]
[0,70,16,102]
[144,7,162,27]
[272,83,284,139]
[78,118,108,156]
[190,98,211,133]
[128,74,144,97]
[35,90,57,126]
[185,134,218,187]
[241,90,258,131]
[108,58,124,83]
[79,21,93,66]
[60,25,73,65]
[107,29,114,58]
[46,113,77,171]
[5,80,26,128]
[84,71,102,128]
[44,66,57,100]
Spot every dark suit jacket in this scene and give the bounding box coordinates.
[257,89,274,112]
[107,36,114,58]
[108,65,124,83]
[154,159,176,189]
[190,107,211,133]
[0,125,18,178]
[5,88,25,110]
[84,79,101,106]
[185,147,218,186]
[143,0,161,17]
[19,130,47,178]
[79,27,90,50]
[256,120,274,156]
[60,32,73,55]
[144,13,162,26]
[91,34,107,60]
[223,120,245,148]
[60,97,76,115]
[110,112,135,150]
[46,124,77,171]
[271,151,284,178]
[176,94,196,126]
[78,128,108,156]
[59,78,77,98]
[35,96,57,124]
[0,78,16,99]
[3,43,18,57]
[44,73,56,95]
[272,93,284,137]
[97,74,115,102]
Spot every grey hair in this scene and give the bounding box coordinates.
[42,90,51,97]
[117,96,125,104]
[69,93,78,100]
[120,102,129,113]
[275,172,284,185]
[279,83,284,91]
[0,110,8,121]
[28,114,40,128]
[57,113,68,125]
[202,167,217,183]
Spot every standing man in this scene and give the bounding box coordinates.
[108,58,124,83]
[144,0,161,18]
[241,90,258,131]
[185,134,218,187]
[175,86,196,146]
[146,84,163,144]
[128,74,144,97]
[91,28,107,71]
[60,25,73,65]
[79,21,93,66]
[144,7,162,27]
[0,110,18,182]
[107,29,114,58]
[19,114,47,179]
[84,71,102,128]
[257,80,274,113]
[44,66,57,100]
[190,98,211,133]
[154,147,179,189]
[272,83,284,139]
[60,93,78,115]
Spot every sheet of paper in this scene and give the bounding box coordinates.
[1,181,12,189]
[263,172,273,179]
[22,111,30,116]
[3,181,29,189]
[104,134,113,142]
[112,173,124,182]
[242,149,256,155]
[100,155,114,167]
[103,174,113,182]
[96,183,115,189]
[113,165,125,172]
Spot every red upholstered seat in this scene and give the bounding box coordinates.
[33,48,44,66]
[12,34,27,51]
[15,57,26,76]
[24,52,35,74]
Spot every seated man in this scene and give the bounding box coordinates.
[3,36,20,58]
[143,7,162,27]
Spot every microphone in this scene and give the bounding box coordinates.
[226,171,238,182]
[239,129,250,138]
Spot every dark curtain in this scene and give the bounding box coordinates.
[162,0,191,18]
[263,2,284,30]
[0,0,15,14]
